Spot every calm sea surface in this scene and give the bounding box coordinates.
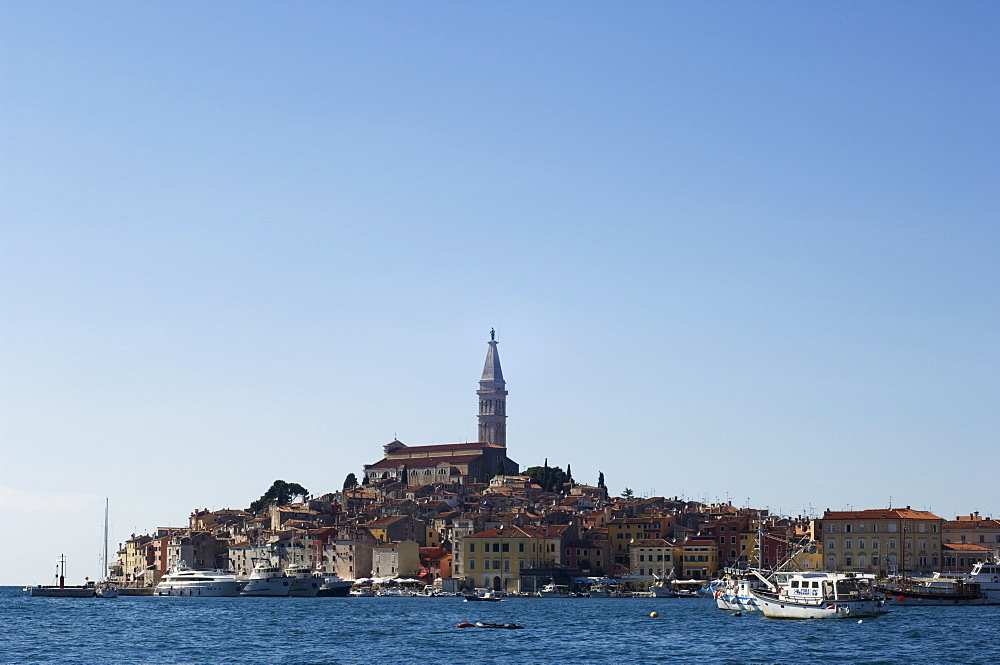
[2,587,996,665]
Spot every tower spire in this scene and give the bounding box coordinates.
[477,330,508,447]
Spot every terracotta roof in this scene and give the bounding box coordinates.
[942,543,993,551]
[822,509,942,520]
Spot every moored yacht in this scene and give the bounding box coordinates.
[932,560,1000,604]
[154,562,245,597]
[748,572,887,619]
[317,574,353,597]
[286,563,321,597]
[240,559,294,596]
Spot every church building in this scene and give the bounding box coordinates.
[364,332,519,486]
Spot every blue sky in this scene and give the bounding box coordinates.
[1,2,997,585]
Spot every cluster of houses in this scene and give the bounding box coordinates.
[112,474,1000,593]
[111,335,1000,592]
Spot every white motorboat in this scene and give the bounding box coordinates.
[536,583,571,598]
[240,559,294,596]
[748,572,887,619]
[711,574,762,611]
[649,583,676,598]
[154,563,245,597]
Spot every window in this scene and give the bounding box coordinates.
[888,524,898,533]
[872,538,879,550]
[918,523,926,533]
[845,540,852,549]
[493,559,500,570]
[845,524,852,533]
[859,524,866,533]
[845,555,853,567]
[468,559,475,571]
[858,539,866,550]
[502,543,509,552]
[889,539,897,550]
[827,524,837,533]
[731,536,737,544]
[828,539,836,550]
[484,559,490,570]
[469,544,475,553]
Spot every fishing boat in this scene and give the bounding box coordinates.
[711,570,765,612]
[880,576,987,605]
[748,572,888,619]
[932,559,1000,604]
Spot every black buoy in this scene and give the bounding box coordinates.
[734,611,742,616]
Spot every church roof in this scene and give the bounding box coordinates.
[481,339,504,383]
[387,441,504,455]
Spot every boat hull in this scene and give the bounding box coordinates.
[751,591,886,619]
[240,577,293,596]
[28,586,95,598]
[155,580,244,597]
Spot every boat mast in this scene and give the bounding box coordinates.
[103,498,110,582]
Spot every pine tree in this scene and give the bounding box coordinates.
[597,471,605,489]
[566,464,573,486]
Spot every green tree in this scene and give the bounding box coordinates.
[598,471,605,489]
[522,464,568,493]
[343,473,359,490]
[248,479,310,515]
[621,487,634,499]
[566,464,573,486]
[495,456,507,479]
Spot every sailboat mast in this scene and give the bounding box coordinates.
[103,497,109,581]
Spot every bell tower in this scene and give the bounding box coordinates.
[477,329,507,447]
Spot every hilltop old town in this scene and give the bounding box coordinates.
[111,334,999,594]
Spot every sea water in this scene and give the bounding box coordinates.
[1,587,996,665]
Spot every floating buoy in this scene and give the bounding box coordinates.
[858,619,863,624]
[734,611,742,617]
[456,622,474,628]
[897,595,905,602]
[649,611,659,618]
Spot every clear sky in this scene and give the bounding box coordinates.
[1,1,997,586]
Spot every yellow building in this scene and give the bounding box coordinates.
[457,526,561,592]
[608,515,674,567]
[629,539,680,578]
[680,538,719,579]
[815,508,943,573]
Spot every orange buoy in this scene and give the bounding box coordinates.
[457,622,474,628]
